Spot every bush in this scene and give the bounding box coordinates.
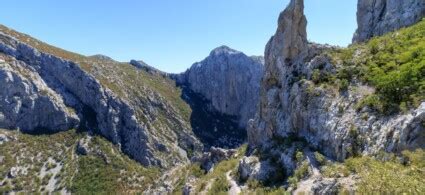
[314,152,327,166]
[288,161,310,188]
[338,79,349,92]
[208,175,230,195]
[331,20,425,114]
[295,151,304,163]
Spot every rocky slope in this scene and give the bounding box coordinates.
[174,46,264,128]
[249,0,424,163]
[239,0,425,193]
[0,25,202,168]
[353,0,425,43]
[0,55,79,133]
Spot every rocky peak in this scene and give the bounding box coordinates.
[174,46,264,129]
[248,0,424,161]
[210,45,242,56]
[266,0,307,64]
[89,54,115,61]
[353,0,425,43]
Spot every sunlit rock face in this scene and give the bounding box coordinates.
[353,0,425,43]
[175,46,264,129]
[248,0,425,161]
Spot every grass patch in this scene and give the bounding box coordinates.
[323,149,425,193]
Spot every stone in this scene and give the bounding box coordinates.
[76,136,92,155]
[238,156,273,181]
[0,133,9,144]
[173,46,264,128]
[265,0,308,65]
[130,60,169,77]
[8,166,27,178]
[353,0,425,43]
[248,0,425,164]
[192,147,237,171]
[0,57,80,133]
[0,30,202,167]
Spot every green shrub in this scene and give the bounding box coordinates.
[208,175,230,195]
[288,161,310,188]
[295,151,304,163]
[314,152,327,166]
[189,163,205,178]
[331,20,425,114]
[338,79,349,92]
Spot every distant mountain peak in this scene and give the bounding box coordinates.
[89,54,115,61]
[210,45,242,56]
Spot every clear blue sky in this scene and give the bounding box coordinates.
[0,0,357,73]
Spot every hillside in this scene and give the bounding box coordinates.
[0,0,424,194]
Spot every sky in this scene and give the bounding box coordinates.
[0,0,357,73]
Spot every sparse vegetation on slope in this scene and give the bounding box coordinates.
[0,129,159,193]
[323,149,425,193]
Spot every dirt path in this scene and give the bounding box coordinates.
[226,171,241,195]
[294,150,321,194]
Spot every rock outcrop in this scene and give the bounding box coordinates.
[130,60,168,77]
[192,147,237,171]
[175,46,264,128]
[0,56,79,133]
[0,28,202,167]
[248,0,425,163]
[353,0,425,43]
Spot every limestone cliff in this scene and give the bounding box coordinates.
[0,55,79,133]
[353,0,425,43]
[175,46,264,128]
[0,26,202,167]
[248,0,424,161]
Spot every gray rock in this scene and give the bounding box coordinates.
[174,46,264,128]
[265,0,307,65]
[238,156,274,181]
[248,0,425,163]
[353,0,425,43]
[0,133,10,144]
[0,57,80,133]
[8,166,27,178]
[76,136,92,155]
[192,147,237,171]
[0,31,198,167]
[89,54,115,61]
[130,60,169,77]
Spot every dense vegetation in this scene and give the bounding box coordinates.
[328,19,425,114]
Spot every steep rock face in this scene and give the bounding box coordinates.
[0,29,201,167]
[248,0,425,161]
[0,56,79,133]
[175,46,264,128]
[353,0,425,43]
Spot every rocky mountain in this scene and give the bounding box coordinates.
[353,0,425,43]
[0,25,203,168]
[174,46,264,128]
[248,0,424,159]
[239,0,425,193]
[0,0,424,194]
